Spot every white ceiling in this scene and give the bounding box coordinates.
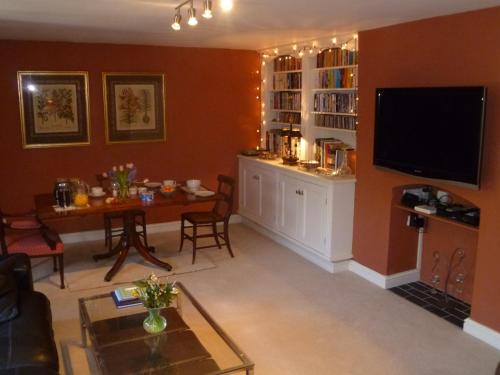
[0,0,499,50]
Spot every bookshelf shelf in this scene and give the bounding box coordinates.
[273,69,302,74]
[311,111,357,116]
[313,64,358,71]
[271,109,301,113]
[313,126,357,134]
[312,87,357,92]
[270,121,302,126]
[270,89,302,92]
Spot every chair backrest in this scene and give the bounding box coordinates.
[0,211,7,255]
[212,175,235,221]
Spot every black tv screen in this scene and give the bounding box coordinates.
[373,86,486,189]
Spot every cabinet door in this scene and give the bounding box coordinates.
[242,165,261,219]
[278,175,300,239]
[298,182,328,256]
[260,169,278,227]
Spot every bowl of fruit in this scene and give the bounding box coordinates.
[160,184,176,198]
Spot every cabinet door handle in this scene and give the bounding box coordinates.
[253,175,260,180]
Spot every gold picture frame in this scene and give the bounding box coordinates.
[103,73,166,144]
[17,71,91,148]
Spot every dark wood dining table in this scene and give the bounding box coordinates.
[34,187,220,281]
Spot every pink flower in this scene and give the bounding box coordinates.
[119,165,124,171]
[102,172,108,178]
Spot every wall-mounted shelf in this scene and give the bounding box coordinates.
[394,204,479,232]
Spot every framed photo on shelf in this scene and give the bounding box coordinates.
[103,73,166,144]
[321,140,344,169]
[17,71,90,148]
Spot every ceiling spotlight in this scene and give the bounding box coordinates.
[202,0,213,19]
[172,11,181,30]
[292,44,297,51]
[220,0,233,12]
[273,48,278,54]
[298,49,304,57]
[309,47,314,54]
[332,37,337,44]
[353,33,358,39]
[188,6,198,26]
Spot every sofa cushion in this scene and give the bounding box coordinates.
[0,257,19,323]
[0,291,58,371]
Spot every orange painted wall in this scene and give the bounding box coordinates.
[353,7,500,330]
[0,40,260,232]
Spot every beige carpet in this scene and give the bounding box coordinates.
[32,236,216,292]
[35,225,500,375]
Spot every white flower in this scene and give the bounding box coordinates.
[126,163,134,169]
[119,165,124,171]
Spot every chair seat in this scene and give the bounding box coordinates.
[4,230,63,256]
[181,211,224,224]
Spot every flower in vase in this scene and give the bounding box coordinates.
[133,273,177,309]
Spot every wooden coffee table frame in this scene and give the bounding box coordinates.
[79,282,254,374]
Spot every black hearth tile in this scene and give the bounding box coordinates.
[444,315,464,328]
[423,304,449,318]
[390,288,411,298]
[409,289,429,300]
[423,296,443,306]
[409,282,429,292]
[399,284,413,291]
[406,295,430,307]
[444,307,469,320]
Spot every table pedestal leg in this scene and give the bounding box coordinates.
[102,210,172,281]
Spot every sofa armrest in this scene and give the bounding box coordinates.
[0,253,33,292]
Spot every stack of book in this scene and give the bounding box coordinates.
[111,286,142,309]
[313,92,357,114]
[316,67,358,89]
[272,92,301,111]
[317,48,358,68]
[273,72,302,90]
[274,55,302,72]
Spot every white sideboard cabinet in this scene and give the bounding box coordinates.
[238,155,356,272]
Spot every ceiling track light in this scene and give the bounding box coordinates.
[188,6,198,26]
[171,10,182,30]
[172,0,221,30]
[202,0,213,19]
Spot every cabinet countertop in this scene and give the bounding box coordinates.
[237,155,356,184]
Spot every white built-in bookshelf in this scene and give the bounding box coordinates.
[261,36,358,160]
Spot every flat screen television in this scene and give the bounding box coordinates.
[373,86,487,189]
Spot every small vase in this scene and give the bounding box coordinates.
[143,308,167,334]
[118,182,129,199]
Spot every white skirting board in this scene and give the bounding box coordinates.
[348,260,420,289]
[60,215,242,244]
[241,217,351,273]
[463,318,500,351]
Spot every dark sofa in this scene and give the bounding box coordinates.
[0,254,59,375]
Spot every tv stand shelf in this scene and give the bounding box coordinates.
[394,204,479,232]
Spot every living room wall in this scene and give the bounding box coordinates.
[0,40,260,232]
[354,7,500,331]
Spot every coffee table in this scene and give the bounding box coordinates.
[79,282,254,374]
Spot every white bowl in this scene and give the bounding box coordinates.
[186,179,201,190]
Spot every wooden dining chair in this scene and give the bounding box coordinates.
[0,210,65,288]
[179,175,235,264]
[95,174,150,254]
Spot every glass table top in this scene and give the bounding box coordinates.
[79,282,253,375]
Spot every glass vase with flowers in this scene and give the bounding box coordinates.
[133,273,176,334]
[102,163,137,199]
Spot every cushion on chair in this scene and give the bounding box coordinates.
[182,211,224,224]
[5,217,41,230]
[4,230,63,256]
[0,257,19,323]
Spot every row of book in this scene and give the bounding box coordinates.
[273,72,302,90]
[316,67,358,89]
[314,114,357,130]
[314,138,346,169]
[313,92,357,114]
[272,92,301,111]
[317,48,358,68]
[265,128,302,158]
[272,111,301,124]
[274,55,302,72]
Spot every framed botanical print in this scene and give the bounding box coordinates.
[103,73,166,144]
[17,71,90,148]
